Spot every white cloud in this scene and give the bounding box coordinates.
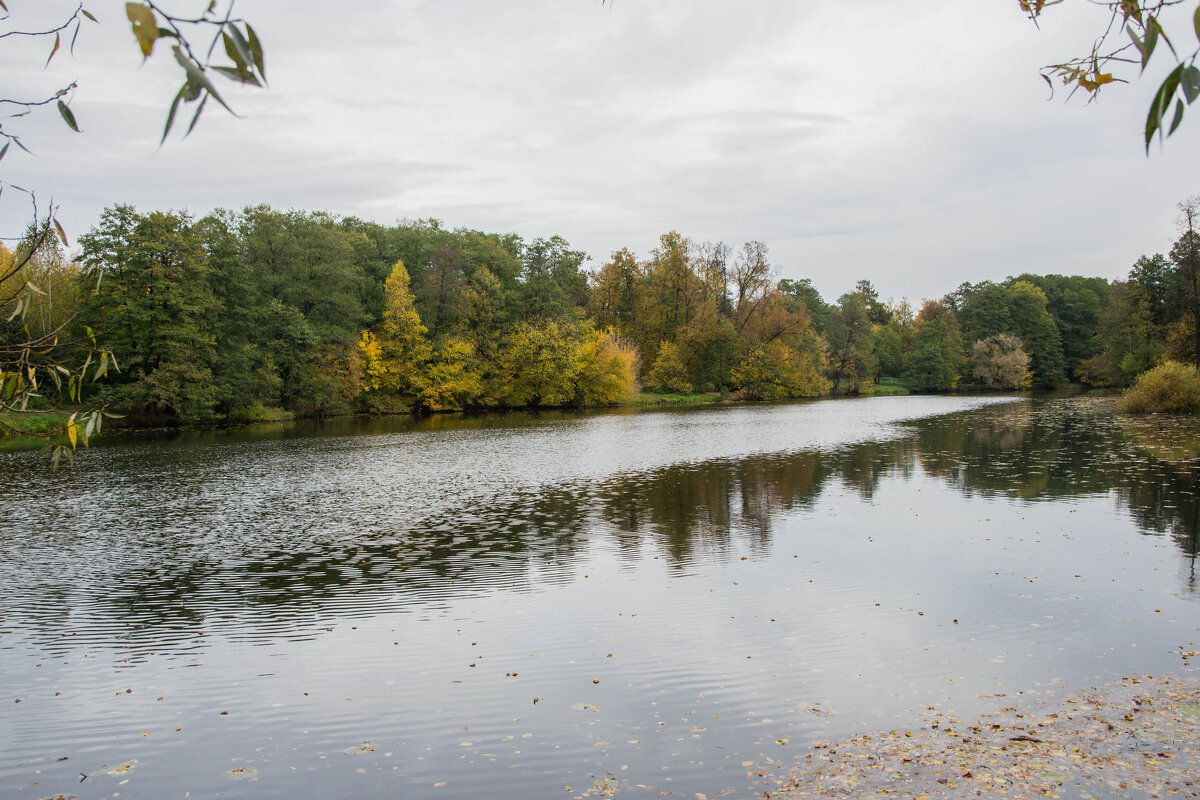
[3,0,1198,303]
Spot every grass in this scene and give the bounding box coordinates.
[633,391,723,406]
[0,411,71,437]
[232,403,296,423]
[862,383,909,397]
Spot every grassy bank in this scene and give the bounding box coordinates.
[0,411,71,437]
[632,391,725,406]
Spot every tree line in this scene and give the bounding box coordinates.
[2,200,1199,424]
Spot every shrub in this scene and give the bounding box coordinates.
[1117,360,1200,415]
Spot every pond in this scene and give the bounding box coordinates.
[1,395,1197,800]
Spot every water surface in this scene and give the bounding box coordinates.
[1,395,1197,799]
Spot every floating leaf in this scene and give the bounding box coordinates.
[344,742,375,755]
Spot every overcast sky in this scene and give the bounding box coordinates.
[5,1,1200,303]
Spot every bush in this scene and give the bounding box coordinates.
[1117,361,1200,415]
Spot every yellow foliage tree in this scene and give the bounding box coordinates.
[358,260,432,404]
[500,320,579,407]
[576,328,640,405]
[647,340,692,395]
[732,337,830,400]
[421,337,484,411]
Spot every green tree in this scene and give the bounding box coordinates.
[77,206,220,419]
[1008,280,1067,388]
[520,236,590,321]
[903,302,966,392]
[872,325,905,378]
[825,290,877,393]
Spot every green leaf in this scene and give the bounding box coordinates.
[212,65,260,86]
[1170,97,1186,135]
[1184,66,1200,104]
[56,100,80,132]
[162,83,187,143]
[223,29,252,76]
[1128,25,1147,62]
[186,94,209,137]
[1141,18,1160,72]
[171,45,235,115]
[125,2,158,58]
[0,142,9,163]
[1146,63,1185,152]
[1195,5,1200,43]
[247,23,266,82]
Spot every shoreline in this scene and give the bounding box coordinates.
[754,669,1200,799]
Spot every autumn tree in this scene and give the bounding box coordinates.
[359,260,432,408]
[732,339,829,400]
[589,248,644,334]
[500,320,578,407]
[972,334,1032,390]
[646,340,692,395]
[575,327,640,405]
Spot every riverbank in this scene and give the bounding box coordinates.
[756,670,1200,799]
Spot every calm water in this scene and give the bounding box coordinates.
[1,396,1197,800]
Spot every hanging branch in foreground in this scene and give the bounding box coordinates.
[0,195,120,468]
[1021,0,1200,151]
[0,1,267,151]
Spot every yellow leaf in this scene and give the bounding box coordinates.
[125,3,158,58]
[67,413,77,450]
[1078,72,1114,92]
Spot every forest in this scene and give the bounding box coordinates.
[2,201,1199,425]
